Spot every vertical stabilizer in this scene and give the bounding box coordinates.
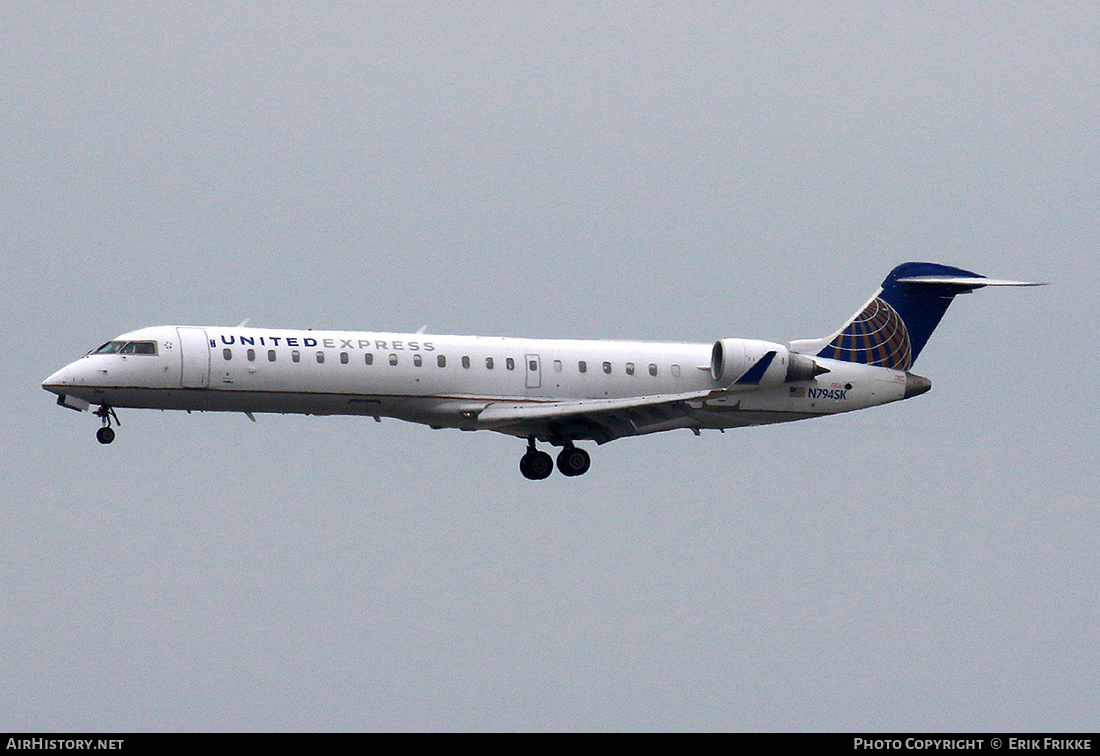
[805,262,1042,370]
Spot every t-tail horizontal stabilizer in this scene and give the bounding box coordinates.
[895,275,1046,287]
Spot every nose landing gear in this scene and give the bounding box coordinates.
[94,405,119,444]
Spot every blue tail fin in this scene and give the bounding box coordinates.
[810,262,1026,370]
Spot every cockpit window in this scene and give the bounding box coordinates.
[93,341,157,355]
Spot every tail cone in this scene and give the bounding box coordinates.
[904,372,932,399]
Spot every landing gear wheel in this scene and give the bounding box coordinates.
[556,446,591,477]
[520,450,554,480]
[93,405,120,444]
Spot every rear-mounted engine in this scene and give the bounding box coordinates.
[711,338,828,385]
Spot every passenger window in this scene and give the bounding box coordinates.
[223,348,232,361]
[268,350,276,362]
[625,362,635,375]
[506,357,515,370]
[462,356,471,369]
[247,348,255,361]
[671,364,680,377]
[292,350,301,363]
[414,354,423,367]
[389,354,398,366]
[553,360,562,372]
[528,359,537,372]
[437,355,446,368]
[649,363,657,376]
[603,361,611,374]
[486,357,494,369]
[578,361,587,373]
[365,353,373,365]
[340,352,349,364]
[316,351,325,363]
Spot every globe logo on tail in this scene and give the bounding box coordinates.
[817,297,913,371]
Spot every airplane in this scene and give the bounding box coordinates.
[42,262,1042,479]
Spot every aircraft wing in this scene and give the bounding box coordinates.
[475,389,717,444]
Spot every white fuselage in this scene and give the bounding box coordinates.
[44,260,1035,478]
[43,325,913,442]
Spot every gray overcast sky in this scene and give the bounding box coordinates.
[2,2,1097,731]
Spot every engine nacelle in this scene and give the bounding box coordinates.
[711,338,827,386]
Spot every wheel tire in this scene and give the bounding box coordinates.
[556,447,591,477]
[521,451,553,480]
[96,426,115,445]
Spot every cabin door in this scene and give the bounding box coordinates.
[177,327,210,388]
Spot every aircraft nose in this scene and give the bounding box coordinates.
[42,366,71,393]
[42,359,88,393]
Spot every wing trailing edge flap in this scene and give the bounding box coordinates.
[475,389,724,443]
[476,390,712,424]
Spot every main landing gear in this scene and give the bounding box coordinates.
[94,405,119,445]
[520,438,591,480]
